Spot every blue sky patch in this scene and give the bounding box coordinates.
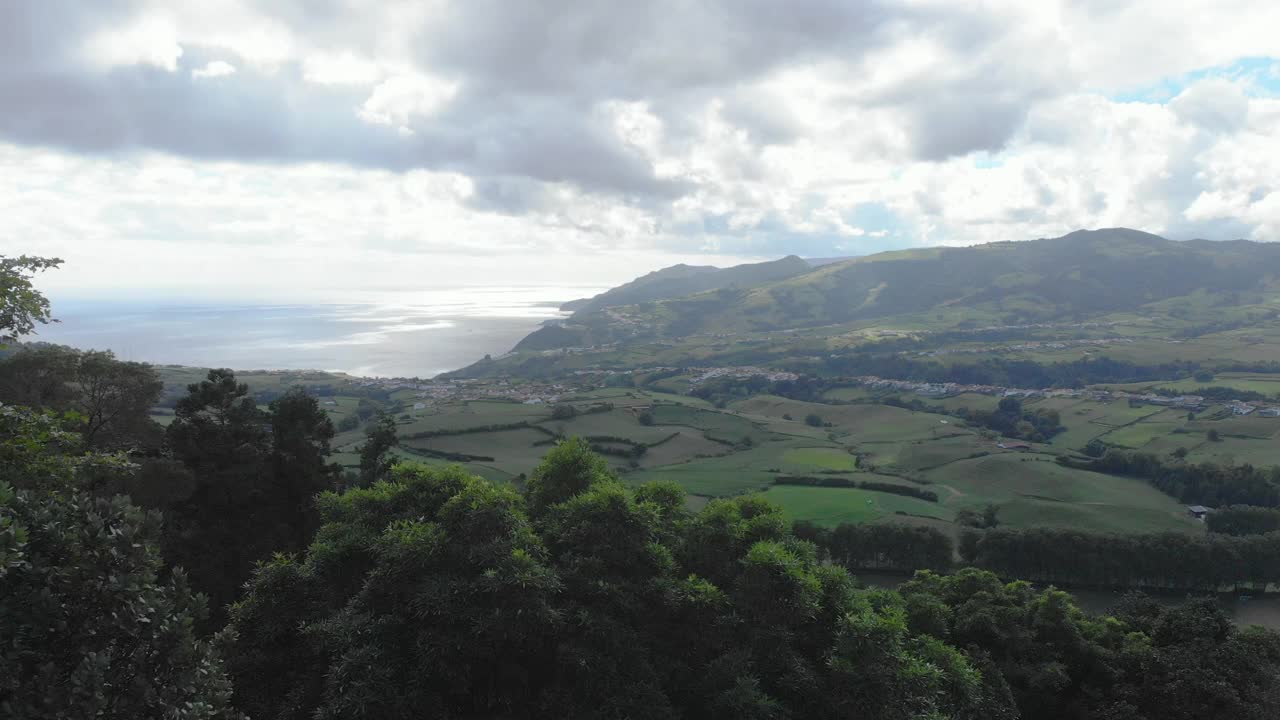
[1110,56,1280,103]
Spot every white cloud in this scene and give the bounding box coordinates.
[82,13,184,72]
[303,51,383,86]
[192,60,236,79]
[2,0,1279,302]
[357,74,459,127]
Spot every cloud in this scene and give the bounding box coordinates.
[192,60,236,79]
[2,0,1280,302]
[1170,78,1250,133]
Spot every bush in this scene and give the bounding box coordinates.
[804,413,824,427]
[0,484,238,718]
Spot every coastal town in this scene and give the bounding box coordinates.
[342,364,1280,418]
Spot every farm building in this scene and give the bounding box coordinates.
[1187,505,1211,520]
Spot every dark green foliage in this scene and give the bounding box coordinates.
[798,521,954,573]
[1104,596,1280,720]
[550,403,577,420]
[0,482,238,719]
[336,413,360,432]
[956,504,1001,529]
[966,526,1280,591]
[405,420,548,439]
[163,371,339,619]
[398,445,494,462]
[0,404,129,493]
[773,476,939,502]
[1206,505,1280,536]
[1072,450,1280,507]
[524,437,613,516]
[357,412,398,486]
[268,387,339,549]
[227,450,1006,720]
[898,569,1128,720]
[804,412,824,427]
[0,346,164,451]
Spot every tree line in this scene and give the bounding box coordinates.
[800,516,1280,594]
[776,476,940,502]
[1067,450,1280,508]
[963,526,1280,591]
[1207,505,1280,536]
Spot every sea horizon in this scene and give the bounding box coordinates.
[30,285,609,379]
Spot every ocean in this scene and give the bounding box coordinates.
[32,286,607,378]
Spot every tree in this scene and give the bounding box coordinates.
[0,345,78,409]
[0,486,240,719]
[804,412,824,427]
[72,350,163,450]
[268,387,339,549]
[166,369,269,477]
[0,255,62,343]
[0,346,163,451]
[357,411,399,486]
[525,437,613,517]
[1207,429,1221,442]
[164,369,274,617]
[226,447,1008,720]
[0,409,239,719]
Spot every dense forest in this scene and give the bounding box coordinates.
[5,255,1280,719]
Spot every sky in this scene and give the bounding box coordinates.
[2,0,1279,302]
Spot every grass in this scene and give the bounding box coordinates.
[407,428,551,476]
[625,443,801,496]
[320,385,1263,535]
[650,404,773,444]
[1100,372,1280,398]
[921,453,1199,534]
[759,485,952,527]
[732,396,963,443]
[781,447,859,472]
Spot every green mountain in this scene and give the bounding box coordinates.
[558,255,811,314]
[518,229,1280,351]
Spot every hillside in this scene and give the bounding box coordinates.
[514,229,1280,352]
[557,254,810,314]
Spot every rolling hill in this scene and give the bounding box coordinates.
[557,255,810,314]
[515,229,1280,352]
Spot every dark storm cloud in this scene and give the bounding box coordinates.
[0,0,1058,201]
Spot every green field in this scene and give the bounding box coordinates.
[161,361,1275,538]
[920,454,1198,533]
[760,485,951,527]
[1100,372,1280,398]
[311,390,1238,535]
[781,447,859,471]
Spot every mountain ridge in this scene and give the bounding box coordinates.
[558,255,811,314]
[505,228,1280,358]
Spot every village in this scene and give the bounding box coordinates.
[840,375,1280,416]
[343,362,1280,417]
